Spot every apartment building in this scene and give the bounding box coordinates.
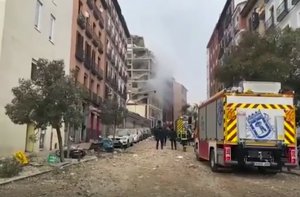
[173,81,188,121]
[126,35,163,127]
[104,0,129,105]
[207,0,266,97]
[207,0,235,97]
[70,0,129,142]
[162,77,174,126]
[0,0,73,155]
[265,0,300,30]
[70,0,107,142]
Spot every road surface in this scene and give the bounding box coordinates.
[1,139,300,197]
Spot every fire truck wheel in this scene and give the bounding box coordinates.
[209,149,218,172]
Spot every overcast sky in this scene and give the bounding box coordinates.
[119,0,225,104]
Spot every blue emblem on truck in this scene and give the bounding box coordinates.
[247,110,273,139]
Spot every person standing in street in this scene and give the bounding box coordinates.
[169,127,177,150]
[154,125,164,150]
[163,126,168,146]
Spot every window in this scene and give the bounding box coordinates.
[34,0,42,30]
[132,82,138,88]
[270,6,274,22]
[75,66,80,82]
[84,74,88,87]
[90,79,94,91]
[31,59,38,80]
[49,14,55,42]
[96,84,100,95]
[78,0,83,14]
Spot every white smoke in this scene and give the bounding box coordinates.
[145,53,174,106]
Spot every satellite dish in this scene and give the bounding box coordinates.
[83,11,89,18]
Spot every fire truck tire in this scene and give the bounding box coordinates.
[209,149,218,172]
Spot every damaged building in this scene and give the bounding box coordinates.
[126,35,163,127]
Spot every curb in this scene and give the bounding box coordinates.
[282,170,300,176]
[0,169,52,186]
[0,156,98,186]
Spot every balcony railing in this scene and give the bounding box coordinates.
[277,1,289,22]
[96,96,103,106]
[90,91,96,102]
[107,50,112,62]
[75,46,84,62]
[97,67,104,80]
[292,0,300,5]
[98,40,104,54]
[265,16,275,30]
[77,12,86,29]
[91,62,97,75]
[92,32,99,47]
[99,14,104,29]
[93,5,101,20]
[84,56,92,69]
[87,0,94,10]
[86,22,93,39]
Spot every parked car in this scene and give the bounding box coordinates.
[109,129,134,148]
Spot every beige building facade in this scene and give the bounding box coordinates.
[0,0,73,155]
[173,81,188,121]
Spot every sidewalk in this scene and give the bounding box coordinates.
[282,167,300,176]
[0,155,97,185]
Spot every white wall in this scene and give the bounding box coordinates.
[0,0,73,155]
[265,0,300,29]
[0,0,6,60]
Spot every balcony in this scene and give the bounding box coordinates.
[96,96,103,106]
[97,67,104,80]
[84,56,92,69]
[92,32,99,47]
[292,0,300,5]
[277,1,289,22]
[93,5,101,20]
[75,46,84,62]
[77,12,86,29]
[106,26,112,36]
[87,0,94,10]
[106,50,112,62]
[90,92,99,106]
[98,40,104,54]
[91,62,97,75]
[265,16,275,31]
[86,22,93,39]
[99,15,104,29]
[218,47,224,59]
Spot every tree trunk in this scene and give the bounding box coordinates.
[66,124,71,158]
[56,127,64,162]
[112,114,117,152]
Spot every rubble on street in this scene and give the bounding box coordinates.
[1,140,300,197]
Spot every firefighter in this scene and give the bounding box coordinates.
[169,126,177,150]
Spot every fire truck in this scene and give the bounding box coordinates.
[194,81,297,172]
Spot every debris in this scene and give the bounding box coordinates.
[176,156,183,159]
[133,154,138,157]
